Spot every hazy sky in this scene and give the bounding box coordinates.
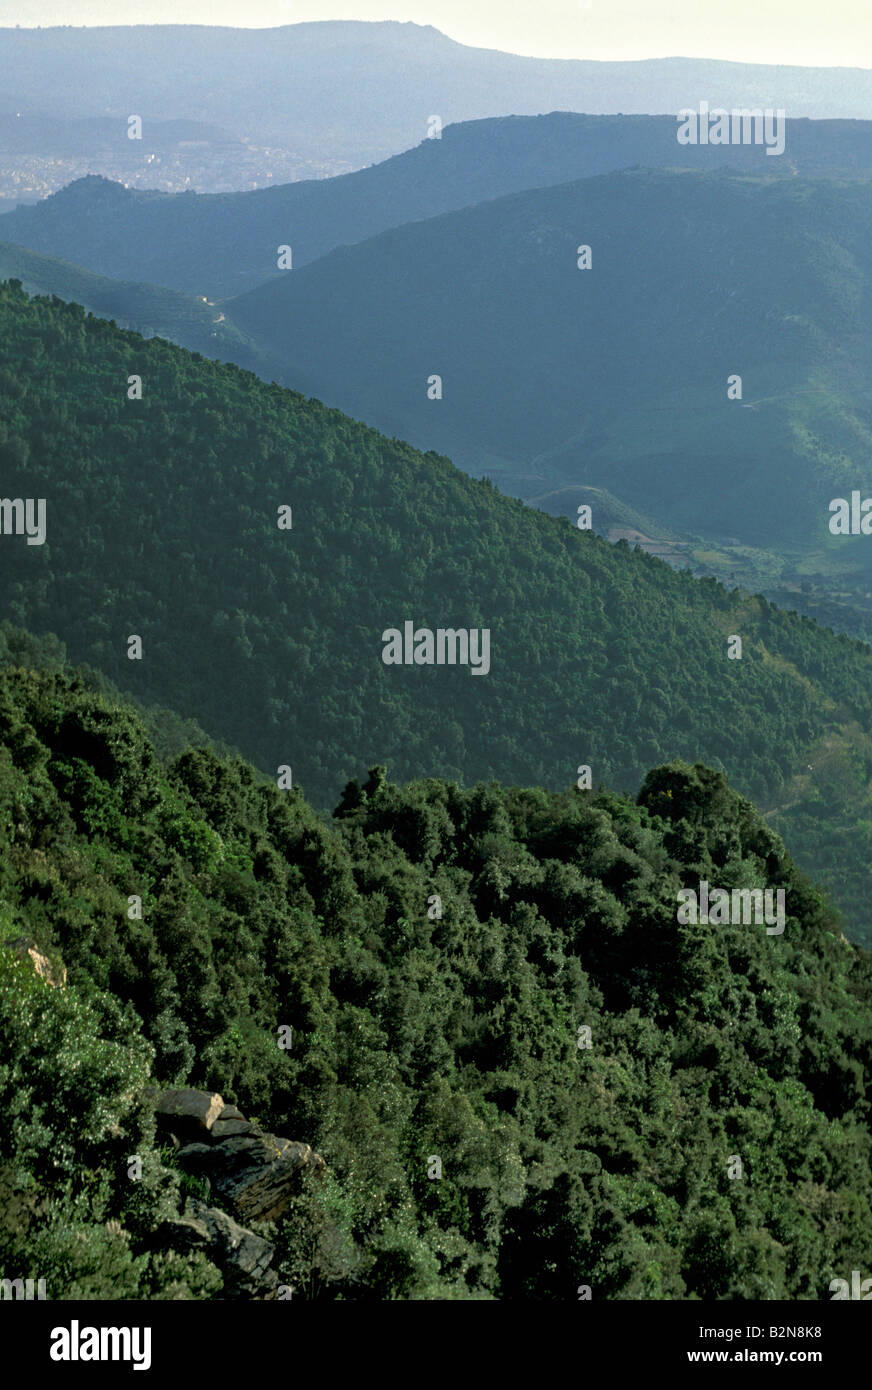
[2,1,871,68]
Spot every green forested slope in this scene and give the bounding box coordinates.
[0,238,271,371]
[229,169,872,561]
[1,650,870,1298]
[2,280,872,943]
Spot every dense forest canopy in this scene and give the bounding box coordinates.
[2,281,872,944]
[1,639,870,1298]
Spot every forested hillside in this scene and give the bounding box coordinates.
[0,238,270,369]
[4,281,872,946]
[7,115,872,297]
[1,645,870,1298]
[230,168,872,541]
[226,166,872,637]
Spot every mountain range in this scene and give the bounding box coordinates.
[6,112,872,298]
[223,167,872,615]
[7,113,872,639]
[6,22,872,177]
[4,23,872,1305]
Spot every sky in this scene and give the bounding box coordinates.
[2,0,871,69]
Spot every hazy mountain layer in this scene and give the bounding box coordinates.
[5,22,872,169]
[7,114,872,297]
[228,169,872,582]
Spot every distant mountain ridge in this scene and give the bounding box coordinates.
[226,167,872,584]
[10,149,872,637]
[4,23,872,173]
[7,113,872,297]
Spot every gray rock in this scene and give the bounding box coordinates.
[209,1135,263,1160]
[210,1118,255,1139]
[213,1138,325,1224]
[154,1088,225,1137]
[160,1200,278,1298]
[148,1086,325,1270]
[175,1127,325,1223]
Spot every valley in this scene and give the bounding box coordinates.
[2,15,872,1312]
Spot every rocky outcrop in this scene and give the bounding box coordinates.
[5,936,67,987]
[154,1087,226,1138]
[153,1088,325,1223]
[159,1200,279,1299]
[177,1131,324,1224]
[148,1087,325,1297]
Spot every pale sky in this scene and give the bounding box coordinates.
[1,0,871,68]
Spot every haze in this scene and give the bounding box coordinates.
[3,0,872,69]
